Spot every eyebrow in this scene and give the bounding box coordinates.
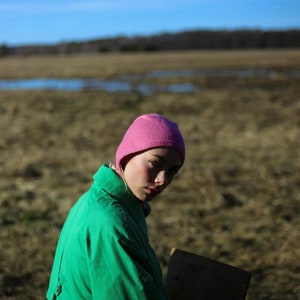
[151,154,182,169]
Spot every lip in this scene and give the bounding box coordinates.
[145,187,160,196]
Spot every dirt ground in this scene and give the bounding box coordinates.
[0,50,299,299]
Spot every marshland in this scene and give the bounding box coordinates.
[0,50,299,299]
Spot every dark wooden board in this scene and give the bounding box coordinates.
[165,248,251,300]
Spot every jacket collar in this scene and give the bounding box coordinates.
[93,164,149,235]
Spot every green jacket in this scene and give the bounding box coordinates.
[47,165,169,299]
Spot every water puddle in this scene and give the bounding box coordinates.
[0,78,130,92]
[0,77,197,95]
[0,69,298,94]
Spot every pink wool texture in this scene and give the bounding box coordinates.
[115,114,185,172]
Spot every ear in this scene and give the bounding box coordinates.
[120,154,134,170]
[121,150,145,170]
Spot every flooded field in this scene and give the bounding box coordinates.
[0,68,299,94]
[0,77,196,94]
[0,50,299,299]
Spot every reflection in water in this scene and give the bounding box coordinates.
[0,78,197,95]
[0,69,299,94]
[0,78,131,92]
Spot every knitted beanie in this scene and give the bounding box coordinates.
[115,114,185,172]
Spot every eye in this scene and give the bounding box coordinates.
[149,160,161,168]
[167,168,179,176]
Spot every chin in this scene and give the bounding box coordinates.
[141,196,151,202]
[135,194,148,202]
[145,195,156,202]
[138,195,152,202]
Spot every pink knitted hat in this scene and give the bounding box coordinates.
[115,114,185,172]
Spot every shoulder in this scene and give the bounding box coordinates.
[84,189,129,237]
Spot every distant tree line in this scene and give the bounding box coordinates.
[1,29,300,57]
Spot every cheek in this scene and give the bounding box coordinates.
[125,161,147,183]
[124,156,155,184]
[136,165,152,181]
[133,164,156,184]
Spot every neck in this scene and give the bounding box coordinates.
[110,162,124,179]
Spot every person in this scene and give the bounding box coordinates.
[46,113,185,300]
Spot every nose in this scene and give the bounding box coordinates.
[154,170,168,187]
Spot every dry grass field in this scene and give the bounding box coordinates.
[0,50,299,299]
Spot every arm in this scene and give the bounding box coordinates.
[88,226,169,300]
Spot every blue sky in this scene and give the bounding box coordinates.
[1,0,299,45]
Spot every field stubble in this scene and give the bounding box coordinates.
[0,50,299,299]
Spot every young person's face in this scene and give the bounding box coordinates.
[123,147,182,202]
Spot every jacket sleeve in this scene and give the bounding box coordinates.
[87,224,170,300]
